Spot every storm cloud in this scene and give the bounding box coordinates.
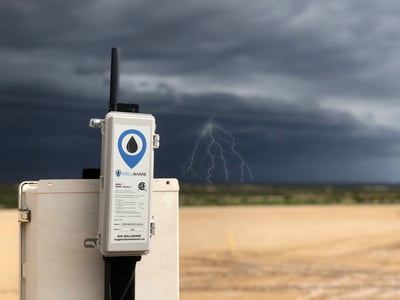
[2,0,400,183]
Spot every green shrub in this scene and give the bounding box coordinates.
[0,185,18,208]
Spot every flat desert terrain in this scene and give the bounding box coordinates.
[3,205,400,299]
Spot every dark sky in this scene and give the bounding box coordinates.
[2,0,400,184]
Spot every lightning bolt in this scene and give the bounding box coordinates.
[183,119,253,183]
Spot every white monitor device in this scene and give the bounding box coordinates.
[95,112,158,256]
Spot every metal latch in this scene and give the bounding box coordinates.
[153,134,160,149]
[18,209,31,223]
[89,118,104,129]
[150,221,156,236]
[83,238,98,248]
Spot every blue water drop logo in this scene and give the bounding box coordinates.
[118,129,147,169]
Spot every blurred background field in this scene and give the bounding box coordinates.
[4,184,400,208]
[180,184,400,206]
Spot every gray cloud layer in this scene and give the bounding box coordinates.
[2,0,400,183]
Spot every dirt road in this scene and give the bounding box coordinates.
[3,205,400,299]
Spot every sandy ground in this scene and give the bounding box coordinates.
[0,210,18,300]
[3,205,400,299]
[179,205,400,300]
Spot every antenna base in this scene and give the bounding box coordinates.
[109,103,139,113]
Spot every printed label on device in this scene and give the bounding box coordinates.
[110,124,150,244]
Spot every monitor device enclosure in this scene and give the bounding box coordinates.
[99,112,156,256]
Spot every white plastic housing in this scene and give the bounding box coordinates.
[99,112,156,256]
[19,179,179,300]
